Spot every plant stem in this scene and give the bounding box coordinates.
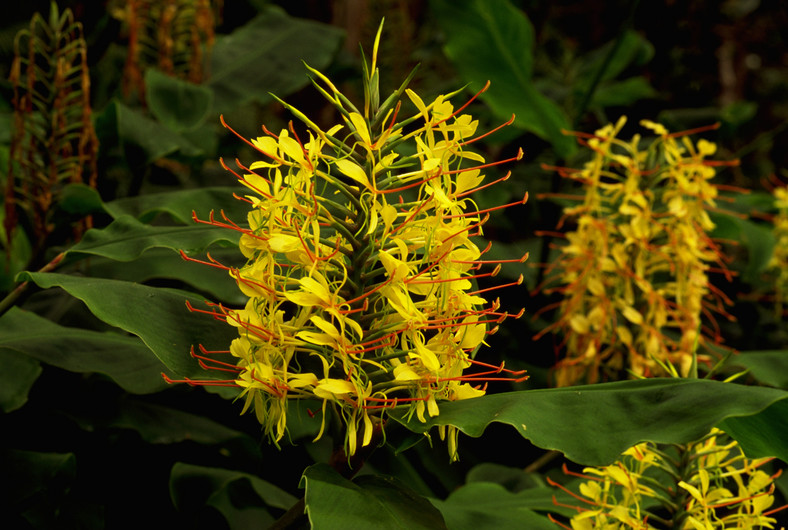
[0,251,64,318]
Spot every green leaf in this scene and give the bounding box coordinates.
[73,249,244,304]
[145,68,214,132]
[725,350,788,389]
[719,399,788,463]
[207,7,344,113]
[0,307,168,394]
[302,463,448,530]
[171,462,298,527]
[465,463,545,492]
[109,399,246,445]
[103,186,248,224]
[430,482,564,529]
[95,100,203,164]
[16,272,238,379]
[67,215,238,262]
[2,449,76,512]
[430,0,574,156]
[391,379,788,465]
[0,206,32,293]
[576,30,654,86]
[590,76,657,108]
[0,349,41,412]
[59,183,105,216]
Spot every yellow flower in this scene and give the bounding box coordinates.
[549,429,784,530]
[537,118,737,385]
[168,22,528,460]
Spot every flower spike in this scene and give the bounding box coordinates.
[169,23,529,461]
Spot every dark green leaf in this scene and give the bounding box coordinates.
[391,379,788,465]
[171,462,298,527]
[207,7,344,113]
[110,399,245,444]
[16,272,238,379]
[719,399,788,463]
[430,0,574,156]
[577,30,654,85]
[431,482,566,529]
[59,183,105,216]
[103,186,248,224]
[72,249,245,304]
[145,68,214,132]
[0,349,41,412]
[67,215,238,262]
[96,100,203,164]
[465,463,545,492]
[590,76,657,108]
[725,350,788,389]
[2,449,75,508]
[0,307,168,394]
[302,463,448,530]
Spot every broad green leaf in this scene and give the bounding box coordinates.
[67,215,238,262]
[430,482,566,529]
[725,350,788,389]
[3,449,75,508]
[207,7,344,113]
[109,399,246,445]
[0,349,41,412]
[17,272,238,379]
[430,0,574,156]
[171,462,298,527]
[103,186,248,224]
[590,76,657,108]
[302,463,448,530]
[74,249,245,304]
[0,205,32,292]
[95,100,202,164]
[708,213,775,282]
[576,30,654,85]
[0,307,168,394]
[391,379,788,466]
[465,463,545,492]
[145,68,214,131]
[719,399,788,463]
[59,183,105,216]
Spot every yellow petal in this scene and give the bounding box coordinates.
[335,158,371,189]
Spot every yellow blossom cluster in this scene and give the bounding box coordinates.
[538,117,735,386]
[769,186,788,318]
[550,429,784,529]
[171,25,526,459]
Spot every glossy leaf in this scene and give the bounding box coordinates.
[430,0,574,156]
[302,463,448,529]
[719,399,788,463]
[0,349,41,412]
[145,68,213,132]
[95,100,203,164]
[103,186,248,224]
[17,272,238,379]
[725,350,788,389]
[430,482,565,529]
[207,7,344,113]
[59,183,105,216]
[0,307,168,394]
[74,249,244,304]
[67,215,238,262]
[392,378,788,465]
[3,449,76,511]
[171,463,298,527]
[109,399,246,445]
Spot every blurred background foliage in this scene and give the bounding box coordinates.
[0,0,786,528]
